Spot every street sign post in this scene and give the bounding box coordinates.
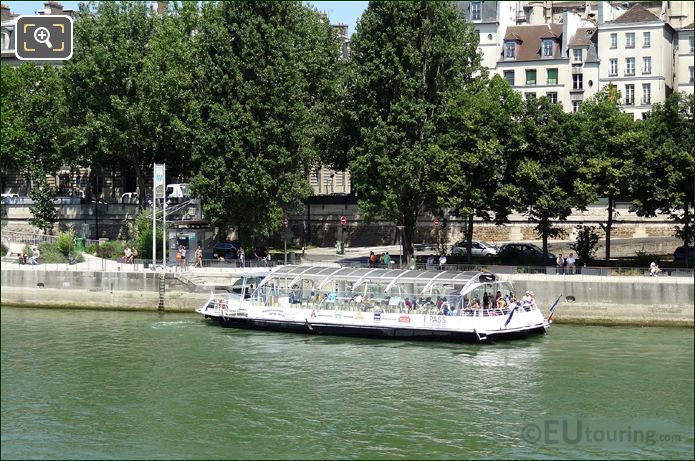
[340,215,347,225]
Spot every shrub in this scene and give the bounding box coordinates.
[84,243,97,255]
[56,230,75,256]
[97,240,126,260]
[570,225,600,264]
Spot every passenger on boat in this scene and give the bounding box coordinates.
[291,285,302,304]
[351,293,364,304]
[470,298,481,309]
[483,292,490,309]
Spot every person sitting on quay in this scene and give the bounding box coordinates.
[131,247,139,263]
[649,261,662,277]
[28,246,41,265]
[438,253,447,270]
[124,246,133,264]
[383,251,391,267]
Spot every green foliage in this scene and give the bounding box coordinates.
[632,92,694,265]
[574,85,644,260]
[56,230,76,256]
[346,1,482,258]
[28,177,58,234]
[569,225,600,264]
[128,208,163,260]
[96,240,125,260]
[63,1,195,204]
[515,97,577,262]
[189,2,340,239]
[439,74,524,261]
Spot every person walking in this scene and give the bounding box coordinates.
[383,252,391,267]
[195,246,203,268]
[566,253,576,275]
[556,253,565,275]
[438,253,447,270]
[237,247,245,268]
[179,245,187,271]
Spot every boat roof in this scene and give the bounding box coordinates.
[257,266,500,296]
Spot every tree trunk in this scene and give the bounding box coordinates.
[402,212,418,263]
[466,213,474,264]
[542,219,549,265]
[684,199,691,268]
[134,163,147,209]
[605,195,613,261]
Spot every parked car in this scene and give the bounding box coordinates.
[451,240,498,257]
[1,193,19,204]
[121,192,139,204]
[497,243,556,264]
[207,241,240,260]
[673,246,694,263]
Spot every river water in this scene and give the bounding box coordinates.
[1,307,693,459]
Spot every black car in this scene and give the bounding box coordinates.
[497,243,556,264]
[673,246,694,263]
[209,242,240,260]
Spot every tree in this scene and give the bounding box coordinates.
[189,1,341,241]
[515,97,578,263]
[1,63,67,232]
[632,92,695,266]
[438,74,524,262]
[574,85,642,261]
[345,1,481,260]
[62,1,194,206]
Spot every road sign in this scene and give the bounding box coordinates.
[434,218,441,227]
[340,215,347,225]
[283,217,289,229]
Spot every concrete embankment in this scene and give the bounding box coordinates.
[508,273,694,326]
[1,268,693,326]
[0,269,210,312]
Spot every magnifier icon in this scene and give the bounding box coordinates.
[33,27,53,49]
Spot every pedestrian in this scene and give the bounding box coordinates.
[556,253,565,275]
[438,253,447,270]
[237,247,245,268]
[383,251,391,267]
[195,246,203,268]
[179,245,187,270]
[566,253,576,275]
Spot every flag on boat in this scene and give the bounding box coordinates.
[546,295,563,321]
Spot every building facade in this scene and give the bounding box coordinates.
[597,4,675,118]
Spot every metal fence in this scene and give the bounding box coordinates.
[1,247,692,278]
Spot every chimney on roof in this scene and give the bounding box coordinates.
[44,2,63,15]
[1,4,10,22]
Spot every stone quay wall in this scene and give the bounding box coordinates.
[1,269,692,327]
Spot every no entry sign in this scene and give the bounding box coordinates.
[340,215,347,225]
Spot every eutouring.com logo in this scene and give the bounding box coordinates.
[521,419,682,447]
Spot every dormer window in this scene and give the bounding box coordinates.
[470,2,481,21]
[542,39,554,58]
[504,40,516,59]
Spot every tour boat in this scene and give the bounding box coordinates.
[195,266,561,343]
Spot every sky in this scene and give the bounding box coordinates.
[4,1,368,35]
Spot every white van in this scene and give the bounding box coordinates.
[165,183,190,204]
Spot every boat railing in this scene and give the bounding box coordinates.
[240,288,538,318]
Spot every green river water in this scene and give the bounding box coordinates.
[1,307,693,459]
